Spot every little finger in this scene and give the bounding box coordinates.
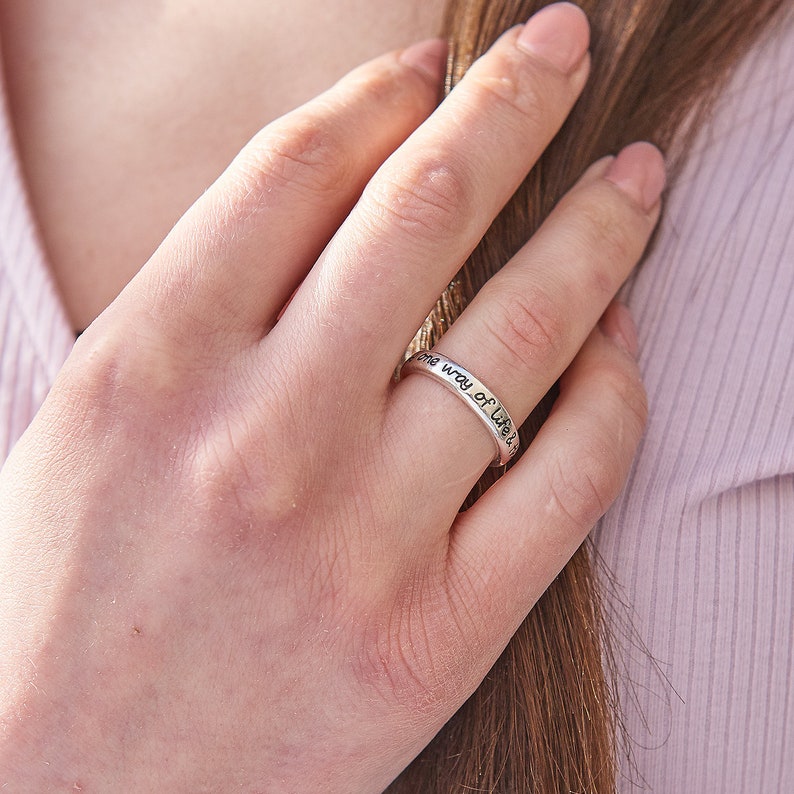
[445,304,646,644]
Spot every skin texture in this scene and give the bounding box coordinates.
[0,4,662,791]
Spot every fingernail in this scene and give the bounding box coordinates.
[399,38,448,83]
[600,302,639,357]
[516,3,590,73]
[604,141,667,212]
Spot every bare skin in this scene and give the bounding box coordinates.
[0,3,663,791]
[0,0,445,330]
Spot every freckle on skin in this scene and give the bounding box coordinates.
[132,626,142,635]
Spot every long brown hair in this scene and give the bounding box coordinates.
[389,0,788,790]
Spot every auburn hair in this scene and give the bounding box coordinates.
[389,0,788,790]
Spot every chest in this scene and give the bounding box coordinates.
[0,0,444,331]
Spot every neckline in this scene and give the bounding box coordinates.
[0,35,75,380]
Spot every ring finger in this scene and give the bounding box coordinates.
[387,142,664,514]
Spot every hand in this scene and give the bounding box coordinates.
[0,4,662,791]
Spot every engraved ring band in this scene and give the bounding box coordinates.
[399,351,520,467]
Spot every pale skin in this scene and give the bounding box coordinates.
[0,2,663,791]
[0,0,448,329]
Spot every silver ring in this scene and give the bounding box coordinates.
[399,351,519,467]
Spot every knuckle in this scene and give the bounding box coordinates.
[51,326,200,465]
[60,334,128,421]
[575,193,645,269]
[466,62,549,132]
[67,326,178,410]
[548,365,648,531]
[546,452,617,531]
[366,156,469,238]
[238,119,352,200]
[343,56,429,113]
[190,423,307,549]
[481,284,565,374]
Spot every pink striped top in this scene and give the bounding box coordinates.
[0,63,73,459]
[595,15,794,791]
[1,15,793,792]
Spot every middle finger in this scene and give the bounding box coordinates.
[277,3,592,382]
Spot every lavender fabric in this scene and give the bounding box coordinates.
[0,53,73,459]
[0,15,792,792]
[594,17,794,791]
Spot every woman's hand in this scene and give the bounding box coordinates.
[0,4,662,791]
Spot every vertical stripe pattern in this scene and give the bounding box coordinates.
[0,39,73,460]
[595,17,794,792]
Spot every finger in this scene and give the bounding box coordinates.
[125,39,447,340]
[389,142,664,499]
[445,306,647,642]
[280,3,592,379]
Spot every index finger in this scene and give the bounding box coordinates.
[278,3,591,383]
